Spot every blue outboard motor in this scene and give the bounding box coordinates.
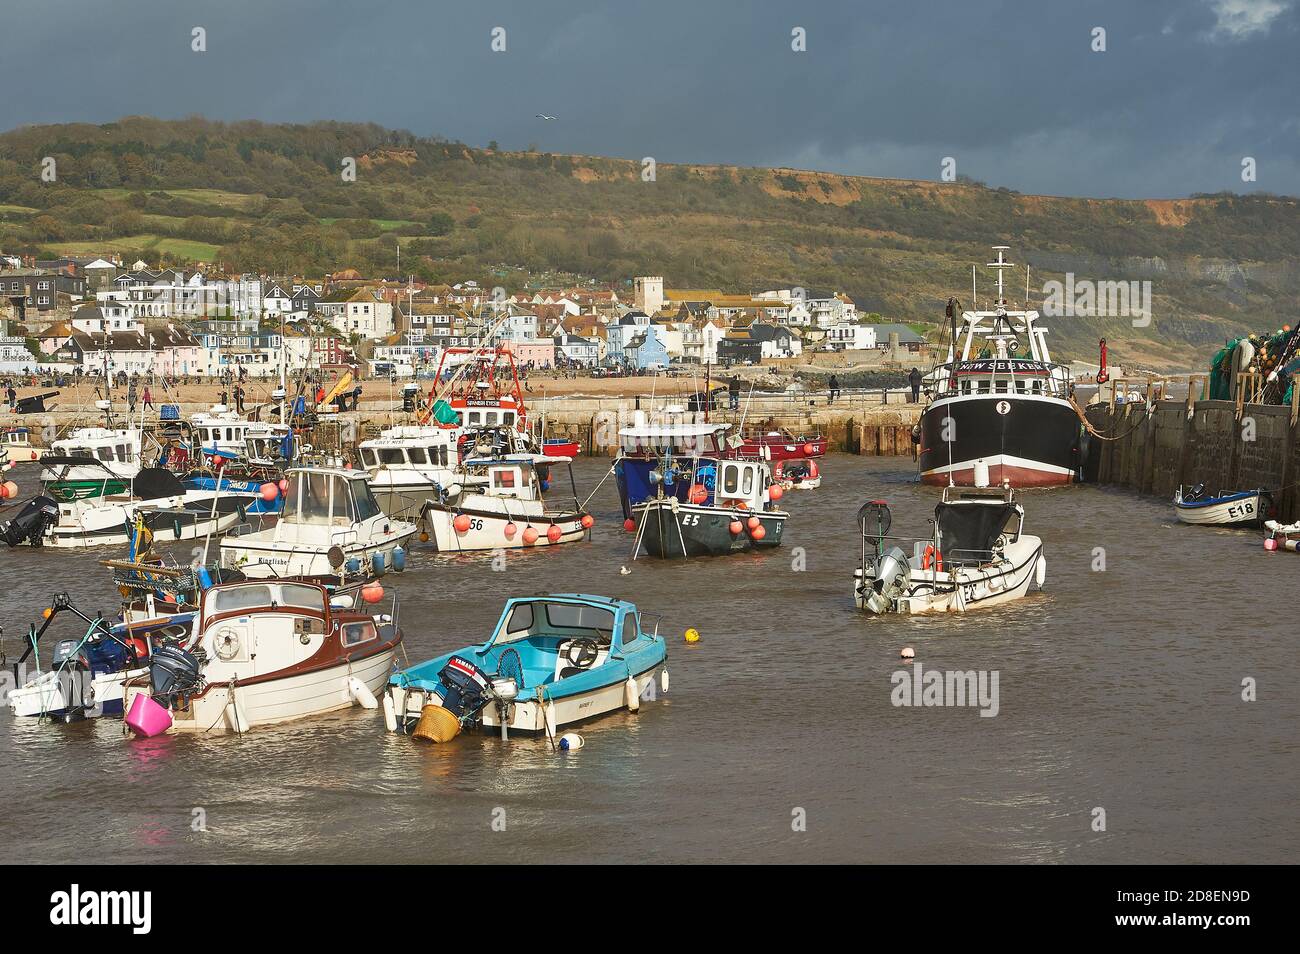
[435,656,494,719]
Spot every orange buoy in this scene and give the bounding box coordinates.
[808,461,819,479]
[361,582,385,603]
[746,515,761,530]
[623,518,636,532]
[453,514,472,533]
[729,520,743,535]
[277,478,289,492]
[0,480,16,499]
[688,483,708,504]
[580,513,594,529]
[504,521,518,539]
[522,526,539,544]
[768,484,784,501]
[750,524,767,541]
[803,443,816,456]
[259,482,279,502]
[546,525,563,543]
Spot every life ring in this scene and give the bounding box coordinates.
[922,545,944,572]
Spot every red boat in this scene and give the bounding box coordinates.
[735,430,827,462]
[419,346,582,458]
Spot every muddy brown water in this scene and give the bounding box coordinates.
[0,456,1294,863]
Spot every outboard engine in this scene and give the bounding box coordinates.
[867,545,911,614]
[435,655,495,719]
[1,495,58,547]
[149,645,203,707]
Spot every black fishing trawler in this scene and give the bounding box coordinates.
[918,247,1081,487]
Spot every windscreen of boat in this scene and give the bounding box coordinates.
[498,600,615,646]
[205,582,324,618]
[935,503,1019,561]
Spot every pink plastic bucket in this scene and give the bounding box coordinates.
[126,693,173,738]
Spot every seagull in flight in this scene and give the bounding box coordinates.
[536,113,557,121]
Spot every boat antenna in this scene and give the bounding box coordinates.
[988,246,1012,307]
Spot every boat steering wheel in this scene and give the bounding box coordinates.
[564,638,600,669]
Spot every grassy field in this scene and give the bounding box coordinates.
[39,234,222,261]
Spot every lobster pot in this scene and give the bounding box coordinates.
[413,704,461,743]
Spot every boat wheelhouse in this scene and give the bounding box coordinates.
[360,425,460,520]
[220,467,417,578]
[918,247,1081,487]
[40,426,144,501]
[385,593,667,741]
[2,426,39,463]
[614,419,733,520]
[189,405,262,457]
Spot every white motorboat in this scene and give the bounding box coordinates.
[421,453,590,551]
[39,426,145,501]
[359,424,459,519]
[854,486,1046,615]
[1174,485,1270,526]
[3,426,39,463]
[122,579,402,734]
[220,466,417,577]
[35,467,245,549]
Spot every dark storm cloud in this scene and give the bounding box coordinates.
[2,0,1296,198]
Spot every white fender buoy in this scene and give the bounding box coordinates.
[349,676,378,710]
[381,691,398,731]
[544,701,557,739]
[558,732,584,750]
[973,459,990,488]
[625,675,640,712]
[660,668,669,694]
[1035,555,1047,588]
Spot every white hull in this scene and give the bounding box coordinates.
[1174,491,1264,526]
[48,503,243,549]
[127,648,396,734]
[856,543,1044,615]
[388,664,666,735]
[424,505,586,551]
[223,527,416,577]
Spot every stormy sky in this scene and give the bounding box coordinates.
[2,0,1297,199]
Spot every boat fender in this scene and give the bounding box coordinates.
[558,733,584,750]
[382,691,398,731]
[196,565,214,591]
[349,676,379,710]
[1035,555,1047,588]
[345,557,362,574]
[660,669,669,694]
[391,546,406,572]
[625,675,640,712]
[371,551,386,576]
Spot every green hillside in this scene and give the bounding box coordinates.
[3,116,1299,369]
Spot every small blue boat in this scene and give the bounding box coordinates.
[383,594,668,742]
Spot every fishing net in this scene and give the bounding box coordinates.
[1209,325,1300,403]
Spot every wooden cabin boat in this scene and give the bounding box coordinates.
[359,424,459,520]
[385,594,667,741]
[123,579,402,734]
[421,453,591,551]
[854,487,1045,614]
[1174,485,1270,526]
[220,467,417,578]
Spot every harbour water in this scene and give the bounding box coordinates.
[0,455,1295,863]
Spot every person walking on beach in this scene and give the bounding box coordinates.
[908,367,922,403]
[235,384,246,414]
[828,374,840,404]
[5,382,16,412]
[127,380,138,413]
[142,384,153,410]
[729,375,741,410]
